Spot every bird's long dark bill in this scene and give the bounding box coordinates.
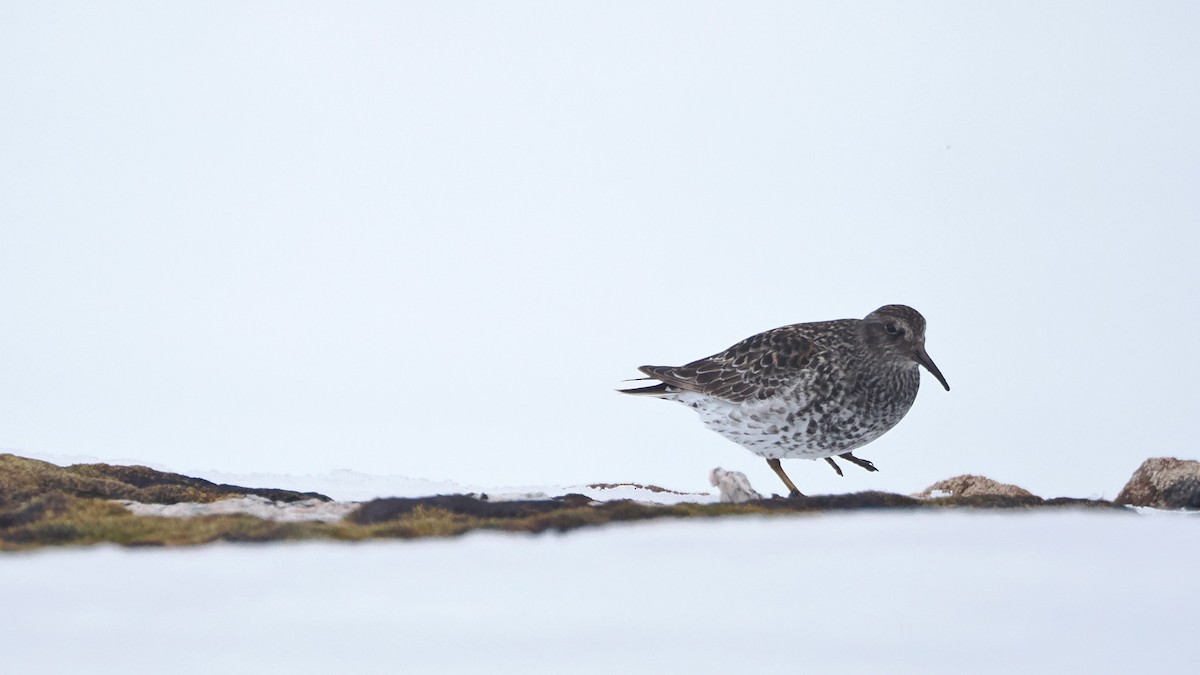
[913,345,950,391]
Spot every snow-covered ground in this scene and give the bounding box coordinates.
[3,509,1197,674]
[192,466,716,504]
[115,480,711,522]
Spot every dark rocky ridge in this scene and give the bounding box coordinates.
[3,452,1196,551]
[0,453,330,508]
[350,488,1124,530]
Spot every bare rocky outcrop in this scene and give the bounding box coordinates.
[0,453,329,507]
[915,474,1035,499]
[1115,457,1200,510]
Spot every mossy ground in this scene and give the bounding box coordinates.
[0,453,1128,551]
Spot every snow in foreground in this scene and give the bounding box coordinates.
[2,511,1197,674]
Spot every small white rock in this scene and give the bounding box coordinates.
[709,468,763,504]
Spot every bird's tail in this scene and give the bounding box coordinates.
[615,377,674,397]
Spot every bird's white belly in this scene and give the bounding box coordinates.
[670,391,895,460]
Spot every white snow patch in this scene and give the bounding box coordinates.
[2,511,1197,674]
[192,469,717,505]
[117,496,358,523]
[110,472,719,525]
[187,468,473,502]
[1130,505,1200,516]
[568,483,715,504]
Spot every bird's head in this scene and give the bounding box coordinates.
[862,305,950,391]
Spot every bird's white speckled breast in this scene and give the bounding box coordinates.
[669,377,916,460]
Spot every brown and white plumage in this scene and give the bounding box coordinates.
[621,305,949,497]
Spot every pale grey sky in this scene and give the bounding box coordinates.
[2,1,1198,498]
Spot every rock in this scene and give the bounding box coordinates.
[0,453,331,507]
[1115,457,1200,509]
[709,467,762,503]
[916,474,1035,499]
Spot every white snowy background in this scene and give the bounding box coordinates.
[2,3,1200,672]
[3,1,1198,499]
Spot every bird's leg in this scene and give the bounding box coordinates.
[824,457,844,476]
[838,452,878,473]
[766,458,804,498]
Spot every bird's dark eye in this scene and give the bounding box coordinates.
[885,322,902,336]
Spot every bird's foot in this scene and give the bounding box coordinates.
[769,490,808,502]
[824,457,844,477]
[839,452,879,473]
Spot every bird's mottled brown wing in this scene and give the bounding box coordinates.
[638,324,823,403]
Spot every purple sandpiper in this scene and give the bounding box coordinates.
[621,305,949,497]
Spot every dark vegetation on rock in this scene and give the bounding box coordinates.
[0,453,1164,551]
[0,454,337,550]
[351,490,1118,531]
[0,453,329,508]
